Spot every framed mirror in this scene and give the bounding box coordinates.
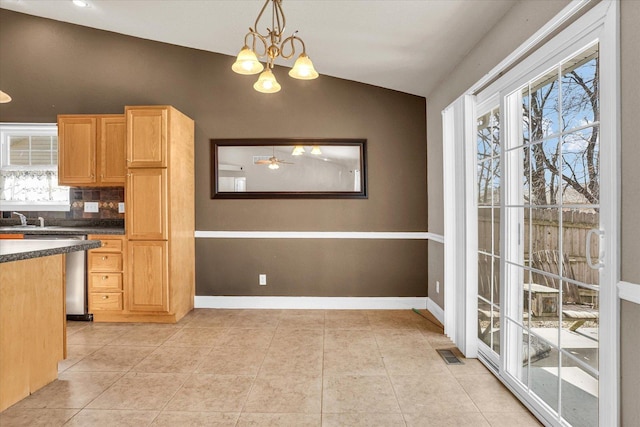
[211,138,367,199]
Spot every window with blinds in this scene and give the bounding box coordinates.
[0,124,70,211]
[6,135,58,167]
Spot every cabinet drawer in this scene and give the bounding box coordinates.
[89,273,122,291]
[89,293,123,311]
[91,239,123,252]
[88,253,122,271]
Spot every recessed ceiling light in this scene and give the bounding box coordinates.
[72,0,89,8]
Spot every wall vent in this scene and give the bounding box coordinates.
[436,348,464,365]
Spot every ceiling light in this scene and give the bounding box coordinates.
[232,0,318,93]
[289,54,318,80]
[268,162,280,170]
[253,69,281,94]
[311,145,322,155]
[231,47,264,75]
[72,0,89,7]
[291,145,305,156]
[0,90,12,103]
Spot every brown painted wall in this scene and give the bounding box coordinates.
[0,9,428,298]
[425,0,572,308]
[619,1,640,425]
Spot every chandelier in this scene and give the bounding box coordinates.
[231,0,318,93]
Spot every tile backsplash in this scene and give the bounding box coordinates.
[1,187,124,219]
[70,187,124,219]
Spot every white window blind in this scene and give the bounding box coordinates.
[0,124,70,211]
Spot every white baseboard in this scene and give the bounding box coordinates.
[194,296,428,310]
[426,297,445,324]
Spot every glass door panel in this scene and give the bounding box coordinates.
[503,44,600,427]
[477,105,501,357]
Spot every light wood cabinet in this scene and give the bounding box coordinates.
[87,235,126,313]
[58,116,96,185]
[127,108,167,167]
[0,255,65,411]
[99,116,127,184]
[58,115,125,186]
[126,168,167,240]
[125,106,194,322]
[128,240,168,312]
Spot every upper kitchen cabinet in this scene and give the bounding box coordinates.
[99,116,127,184]
[58,116,96,185]
[126,107,167,167]
[58,115,126,186]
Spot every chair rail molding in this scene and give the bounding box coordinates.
[618,281,640,305]
[195,231,441,240]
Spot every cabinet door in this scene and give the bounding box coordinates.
[126,108,167,168]
[128,240,168,312]
[126,168,167,240]
[58,116,96,185]
[99,116,126,184]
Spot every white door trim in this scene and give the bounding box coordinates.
[443,1,620,425]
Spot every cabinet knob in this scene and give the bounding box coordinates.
[102,256,107,261]
[102,276,108,280]
[102,295,109,300]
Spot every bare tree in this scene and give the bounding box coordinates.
[523,54,599,206]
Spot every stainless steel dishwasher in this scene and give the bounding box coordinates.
[23,234,92,321]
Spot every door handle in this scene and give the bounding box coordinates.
[586,229,604,269]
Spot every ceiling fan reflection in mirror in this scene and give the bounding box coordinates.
[254,146,294,170]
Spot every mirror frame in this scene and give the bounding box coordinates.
[210,138,368,199]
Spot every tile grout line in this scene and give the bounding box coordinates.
[147,325,215,426]
[60,327,133,426]
[320,316,326,425]
[372,324,409,427]
[234,315,281,426]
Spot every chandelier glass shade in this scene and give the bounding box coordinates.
[291,145,305,156]
[232,0,318,93]
[231,47,264,75]
[253,69,281,94]
[0,90,12,103]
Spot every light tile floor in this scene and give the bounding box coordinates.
[0,309,542,426]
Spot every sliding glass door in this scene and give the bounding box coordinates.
[501,44,601,427]
[472,33,614,423]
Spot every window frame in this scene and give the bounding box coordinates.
[0,123,70,212]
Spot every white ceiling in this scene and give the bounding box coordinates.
[0,0,518,97]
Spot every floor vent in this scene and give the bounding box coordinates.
[436,349,464,365]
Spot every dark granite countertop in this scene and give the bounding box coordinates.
[0,239,102,263]
[0,226,125,235]
[0,219,124,236]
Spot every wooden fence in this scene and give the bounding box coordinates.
[478,208,600,287]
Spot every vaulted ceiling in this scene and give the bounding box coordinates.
[0,0,518,97]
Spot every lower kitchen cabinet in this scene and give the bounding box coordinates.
[87,235,126,314]
[128,240,168,313]
[88,236,187,322]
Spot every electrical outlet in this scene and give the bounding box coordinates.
[259,274,267,285]
[436,280,440,293]
[118,202,125,213]
[84,202,99,213]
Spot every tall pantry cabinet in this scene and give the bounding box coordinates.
[123,106,195,323]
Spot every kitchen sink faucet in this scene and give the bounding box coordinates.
[12,211,27,226]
